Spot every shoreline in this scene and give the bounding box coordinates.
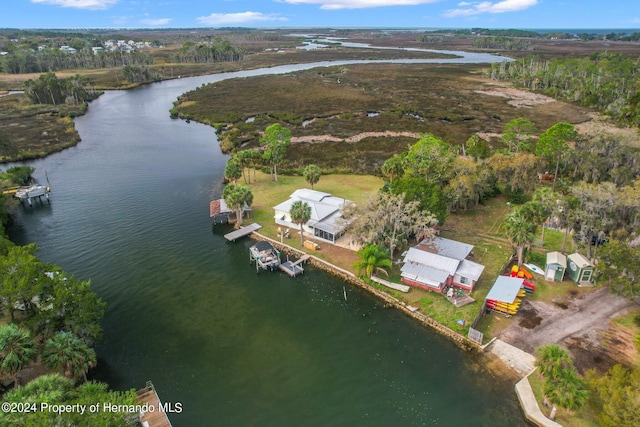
[250,230,559,426]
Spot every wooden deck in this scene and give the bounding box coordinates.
[136,381,172,427]
[444,286,476,307]
[224,223,262,241]
[278,254,310,277]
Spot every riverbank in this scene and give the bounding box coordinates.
[251,230,562,426]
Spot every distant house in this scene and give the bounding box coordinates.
[400,237,485,293]
[59,46,76,54]
[566,253,594,284]
[272,189,351,244]
[545,251,567,281]
[209,198,251,223]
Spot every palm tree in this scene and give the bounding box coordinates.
[303,164,321,190]
[504,209,535,267]
[352,244,393,278]
[0,324,37,387]
[223,184,253,228]
[536,344,574,379]
[43,332,97,382]
[224,159,242,184]
[290,200,311,246]
[519,200,548,246]
[2,373,74,403]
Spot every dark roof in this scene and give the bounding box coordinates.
[251,241,275,252]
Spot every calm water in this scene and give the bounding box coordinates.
[7,55,525,426]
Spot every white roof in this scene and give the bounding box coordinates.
[418,237,474,261]
[456,259,485,281]
[401,263,450,288]
[403,247,460,275]
[568,253,592,268]
[546,251,567,268]
[486,276,524,304]
[273,189,352,231]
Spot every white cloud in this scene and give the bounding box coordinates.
[444,0,538,17]
[281,0,439,10]
[196,11,288,26]
[31,0,117,10]
[140,18,173,26]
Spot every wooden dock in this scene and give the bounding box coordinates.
[279,254,310,277]
[136,381,172,427]
[224,223,262,241]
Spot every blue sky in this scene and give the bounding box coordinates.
[2,1,639,30]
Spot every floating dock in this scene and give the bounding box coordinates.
[224,223,262,241]
[279,254,310,277]
[136,381,172,427]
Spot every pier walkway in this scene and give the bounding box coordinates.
[136,381,172,427]
[224,223,262,241]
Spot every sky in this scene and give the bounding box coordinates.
[2,0,639,30]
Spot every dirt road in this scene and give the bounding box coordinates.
[499,286,640,373]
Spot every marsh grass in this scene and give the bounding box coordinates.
[0,94,84,162]
[174,63,588,173]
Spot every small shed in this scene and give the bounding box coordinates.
[566,253,594,284]
[485,276,524,304]
[545,251,567,282]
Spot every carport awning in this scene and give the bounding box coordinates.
[485,276,524,304]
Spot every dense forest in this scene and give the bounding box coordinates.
[0,49,154,74]
[489,53,640,126]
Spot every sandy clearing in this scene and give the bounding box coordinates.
[498,286,640,373]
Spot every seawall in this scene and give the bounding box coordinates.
[251,232,480,352]
[252,231,560,426]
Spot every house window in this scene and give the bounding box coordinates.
[458,276,469,285]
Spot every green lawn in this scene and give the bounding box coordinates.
[246,171,383,236]
[237,174,596,340]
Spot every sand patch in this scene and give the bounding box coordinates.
[474,86,556,108]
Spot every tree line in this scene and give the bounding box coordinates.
[0,49,153,74]
[23,72,99,105]
[489,52,640,126]
[173,39,246,63]
[471,36,533,51]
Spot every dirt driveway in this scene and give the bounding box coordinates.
[499,286,640,374]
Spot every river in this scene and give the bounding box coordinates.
[6,51,526,426]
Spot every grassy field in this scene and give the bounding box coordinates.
[239,171,383,271]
